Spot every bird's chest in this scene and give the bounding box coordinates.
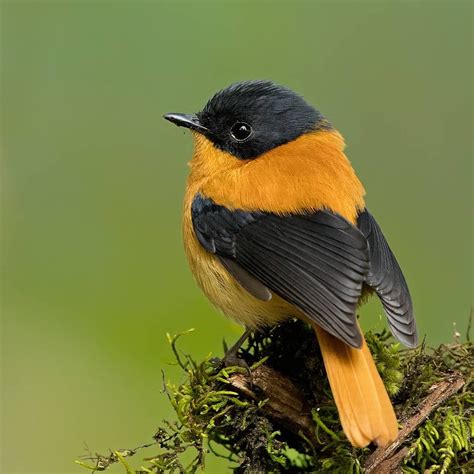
[182,200,293,329]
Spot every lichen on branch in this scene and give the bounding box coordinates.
[76,319,473,473]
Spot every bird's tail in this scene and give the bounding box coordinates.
[313,324,398,447]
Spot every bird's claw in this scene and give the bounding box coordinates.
[222,352,253,384]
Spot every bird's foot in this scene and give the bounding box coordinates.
[210,328,254,380]
[222,351,250,371]
[222,351,253,386]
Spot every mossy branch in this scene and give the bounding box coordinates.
[364,371,465,472]
[76,317,473,473]
[228,364,316,443]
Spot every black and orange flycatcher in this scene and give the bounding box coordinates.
[164,80,417,448]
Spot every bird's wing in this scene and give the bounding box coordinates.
[357,210,417,347]
[192,193,370,348]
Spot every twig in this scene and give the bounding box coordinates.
[367,447,408,474]
[467,307,473,342]
[364,371,465,473]
[228,364,316,442]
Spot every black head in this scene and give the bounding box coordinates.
[164,80,331,160]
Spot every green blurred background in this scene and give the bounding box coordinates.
[1,1,472,472]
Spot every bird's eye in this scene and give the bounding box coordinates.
[230,122,253,141]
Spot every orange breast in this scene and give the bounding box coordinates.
[190,130,365,224]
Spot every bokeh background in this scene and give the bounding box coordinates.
[1,1,472,473]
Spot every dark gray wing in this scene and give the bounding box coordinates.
[358,210,418,347]
[192,193,370,348]
[218,256,272,302]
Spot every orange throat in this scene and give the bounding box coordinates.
[187,130,365,223]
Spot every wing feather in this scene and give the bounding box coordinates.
[358,210,417,347]
[192,194,370,347]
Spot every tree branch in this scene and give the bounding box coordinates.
[229,365,316,442]
[364,371,465,472]
[230,367,466,473]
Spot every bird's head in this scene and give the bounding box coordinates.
[164,80,331,161]
[164,80,364,224]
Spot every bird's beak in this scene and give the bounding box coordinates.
[163,113,209,135]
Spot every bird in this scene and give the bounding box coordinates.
[164,80,417,448]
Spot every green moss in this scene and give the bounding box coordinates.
[76,320,473,473]
[400,340,473,474]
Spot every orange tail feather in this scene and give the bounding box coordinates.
[313,325,398,447]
